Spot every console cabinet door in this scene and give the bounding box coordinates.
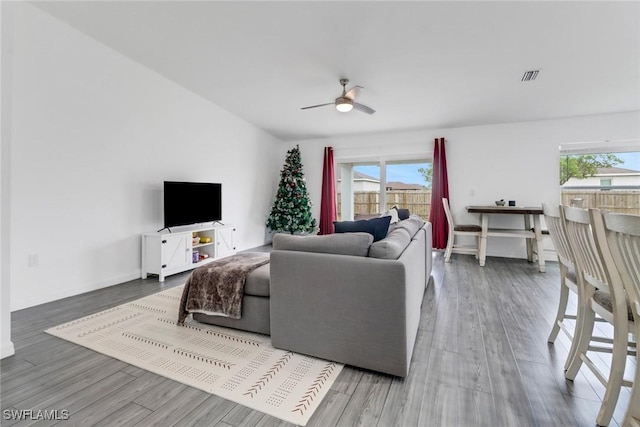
[162,233,191,271]
[215,227,236,259]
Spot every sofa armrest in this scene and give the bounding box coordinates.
[423,222,433,280]
[269,250,410,377]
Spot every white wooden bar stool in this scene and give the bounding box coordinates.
[562,206,636,426]
[542,204,580,368]
[590,209,639,427]
[442,198,481,262]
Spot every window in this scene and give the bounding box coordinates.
[384,161,431,219]
[337,159,431,220]
[559,142,640,214]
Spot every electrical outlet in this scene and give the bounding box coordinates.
[28,254,39,267]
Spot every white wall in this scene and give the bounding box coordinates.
[8,3,281,311]
[293,111,640,259]
[1,1,15,358]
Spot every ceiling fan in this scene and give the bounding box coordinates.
[301,79,375,114]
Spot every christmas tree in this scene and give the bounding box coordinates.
[267,145,317,234]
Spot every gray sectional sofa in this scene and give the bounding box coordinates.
[193,216,432,377]
[270,217,432,377]
[192,263,271,335]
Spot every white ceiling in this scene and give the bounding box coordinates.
[33,1,640,141]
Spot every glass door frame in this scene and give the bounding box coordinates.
[336,153,430,221]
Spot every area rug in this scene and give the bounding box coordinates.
[45,285,342,426]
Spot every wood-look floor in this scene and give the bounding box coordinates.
[1,252,636,426]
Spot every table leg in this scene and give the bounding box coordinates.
[524,214,533,262]
[141,236,148,279]
[533,215,545,272]
[479,214,488,267]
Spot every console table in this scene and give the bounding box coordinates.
[141,224,236,281]
[466,206,545,272]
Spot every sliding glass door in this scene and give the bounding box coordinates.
[337,159,431,220]
[384,161,432,218]
[337,163,380,221]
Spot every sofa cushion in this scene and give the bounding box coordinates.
[334,216,392,242]
[273,232,373,257]
[396,216,425,238]
[244,263,270,297]
[368,227,412,259]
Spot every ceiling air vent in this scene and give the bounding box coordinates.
[521,70,540,82]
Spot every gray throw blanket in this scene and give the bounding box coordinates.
[178,252,270,325]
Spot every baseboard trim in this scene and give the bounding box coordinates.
[10,271,142,311]
[1,341,15,359]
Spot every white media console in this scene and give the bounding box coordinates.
[141,223,236,282]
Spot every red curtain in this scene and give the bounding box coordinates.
[429,137,450,249]
[319,146,336,235]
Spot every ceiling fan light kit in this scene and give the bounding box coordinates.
[302,78,375,114]
[335,97,353,112]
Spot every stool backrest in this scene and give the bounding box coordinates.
[543,203,575,269]
[442,198,454,229]
[562,206,609,294]
[590,208,640,322]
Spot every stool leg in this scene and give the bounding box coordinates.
[565,297,595,378]
[548,265,570,343]
[445,232,454,262]
[595,313,628,426]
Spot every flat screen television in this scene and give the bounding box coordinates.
[163,181,222,228]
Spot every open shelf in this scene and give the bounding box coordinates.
[141,224,236,281]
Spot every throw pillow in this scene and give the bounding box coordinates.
[393,206,411,220]
[382,207,400,224]
[333,216,392,242]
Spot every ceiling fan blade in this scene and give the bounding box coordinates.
[301,102,333,110]
[353,102,376,114]
[344,85,363,100]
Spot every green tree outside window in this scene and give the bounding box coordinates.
[559,154,622,185]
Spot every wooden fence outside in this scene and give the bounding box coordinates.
[338,190,432,219]
[336,189,640,220]
[560,189,640,215]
